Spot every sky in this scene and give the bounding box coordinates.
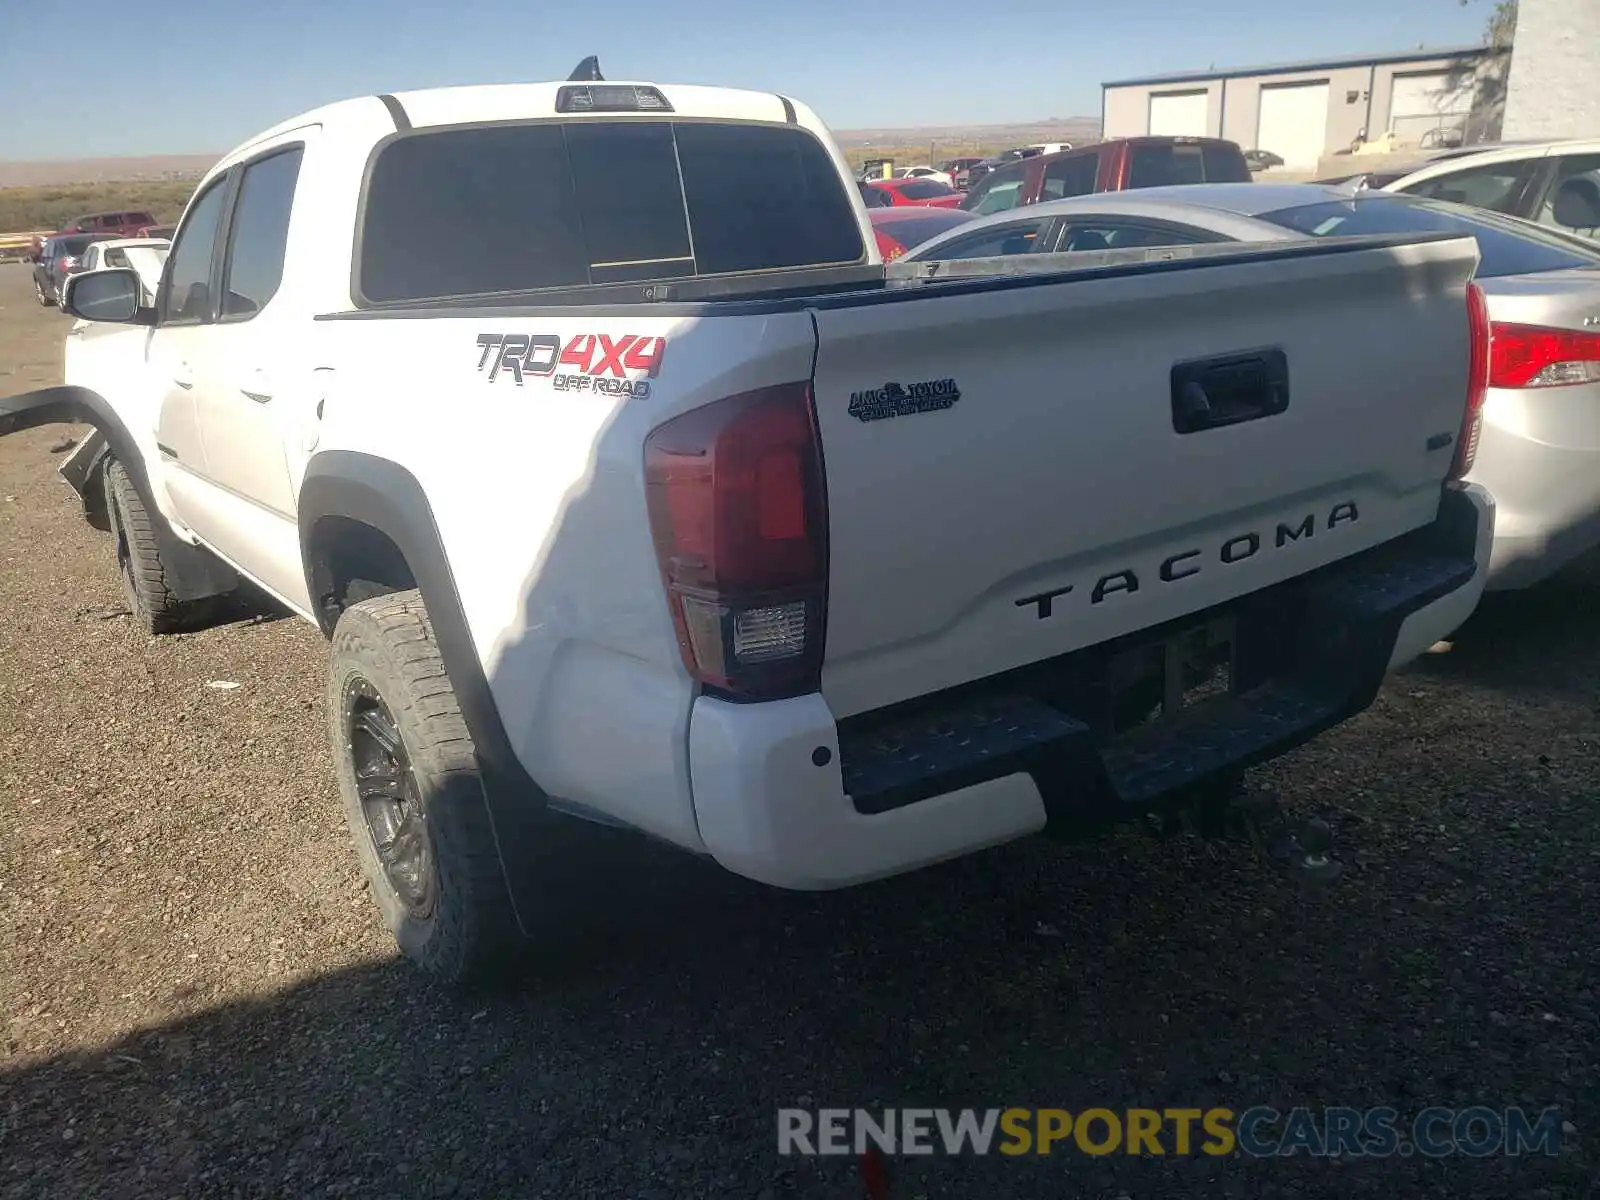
[0,0,1492,160]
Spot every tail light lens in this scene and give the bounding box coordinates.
[1451,280,1490,481]
[644,382,828,700]
[1488,322,1600,390]
[57,255,76,272]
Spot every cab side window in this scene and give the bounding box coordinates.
[969,175,1024,215]
[159,178,230,325]
[1040,154,1098,201]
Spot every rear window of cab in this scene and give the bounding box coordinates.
[357,121,865,303]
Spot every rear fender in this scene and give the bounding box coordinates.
[298,450,553,939]
[0,386,237,602]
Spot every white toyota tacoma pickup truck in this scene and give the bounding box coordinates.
[2,61,1496,983]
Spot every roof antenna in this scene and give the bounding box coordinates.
[568,56,603,82]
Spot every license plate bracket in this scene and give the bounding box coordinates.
[1106,616,1238,736]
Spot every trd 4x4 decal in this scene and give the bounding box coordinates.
[475,333,667,398]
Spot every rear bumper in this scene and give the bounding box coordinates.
[688,484,1492,890]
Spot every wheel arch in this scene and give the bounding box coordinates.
[0,385,235,602]
[298,450,550,935]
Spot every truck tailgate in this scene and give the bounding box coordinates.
[809,236,1480,718]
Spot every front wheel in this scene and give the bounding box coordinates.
[103,460,223,634]
[328,589,522,985]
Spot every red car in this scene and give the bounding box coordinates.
[960,137,1253,215]
[869,207,976,261]
[28,209,159,263]
[863,178,965,209]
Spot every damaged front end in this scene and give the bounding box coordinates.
[58,429,111,531]
[0,387,110,531]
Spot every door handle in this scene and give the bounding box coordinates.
[240,369,273,404]
[1170,348,1290,434]
[173,362,193,390]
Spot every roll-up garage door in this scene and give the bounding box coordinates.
[1148,90,1209,137]
[1256,81,1330,170]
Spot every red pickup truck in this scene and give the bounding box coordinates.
[27,210,159,263]
[961,137,1252,215]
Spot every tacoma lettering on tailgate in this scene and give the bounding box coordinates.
[1016,502,1359,620]
[475,333,667,398]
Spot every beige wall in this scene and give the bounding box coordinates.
[1103,53,1489,157]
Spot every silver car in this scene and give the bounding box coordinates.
[907,184,1600,591]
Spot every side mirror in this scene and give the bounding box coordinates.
[63,268,154,325]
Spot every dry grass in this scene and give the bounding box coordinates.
[843,143,1005,173]
[0,179,197,235]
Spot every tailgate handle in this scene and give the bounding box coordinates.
[1171,348,1289,435]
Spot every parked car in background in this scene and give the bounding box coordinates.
[909,182,1600,590]
[963,146,1044,188]
[960,137,1252,215]
[858,181,893,208]
[28,210,159,263]
[868,205,975,261]
[1380,139,1600,241]
[77,237,170,304]
[863,177,965,208]
[31,233,114,306]
[896,165,954,187]
[940,155,985,188]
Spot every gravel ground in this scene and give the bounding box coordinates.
[0,260,1596,1199]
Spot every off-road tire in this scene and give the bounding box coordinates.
[328,589,522,985]
[103,459,218,634]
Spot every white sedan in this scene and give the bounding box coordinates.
[907,184,1600,592]
[75,237,170,307]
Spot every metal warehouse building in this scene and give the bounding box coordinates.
[1101,45,1503,171]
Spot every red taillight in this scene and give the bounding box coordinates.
[643,382,828,700]
[56,256,75,272]
[1452,281,1491,481]
[1488,321,1600,390]
[873,229,907,262]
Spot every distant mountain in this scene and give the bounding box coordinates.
[833,117,1102,150]
[0,155,219,189]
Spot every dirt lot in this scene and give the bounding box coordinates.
[0,259,1596,1199]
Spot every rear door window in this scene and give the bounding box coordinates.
[1394,158,1537,214]
[923,219,1051,260]
[359,121,863,303]
[1056,219,1213,252]
[1530,154,1600,240]
[220,146,304,318]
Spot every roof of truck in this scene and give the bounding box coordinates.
[219,77,814,175]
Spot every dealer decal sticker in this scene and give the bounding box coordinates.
[475,333,667,398]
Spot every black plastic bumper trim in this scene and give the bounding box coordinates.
[839,490,1482,824]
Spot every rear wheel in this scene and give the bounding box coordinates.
[103,460,222,634]
[328,589,522,985]
[34,276,51,307]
